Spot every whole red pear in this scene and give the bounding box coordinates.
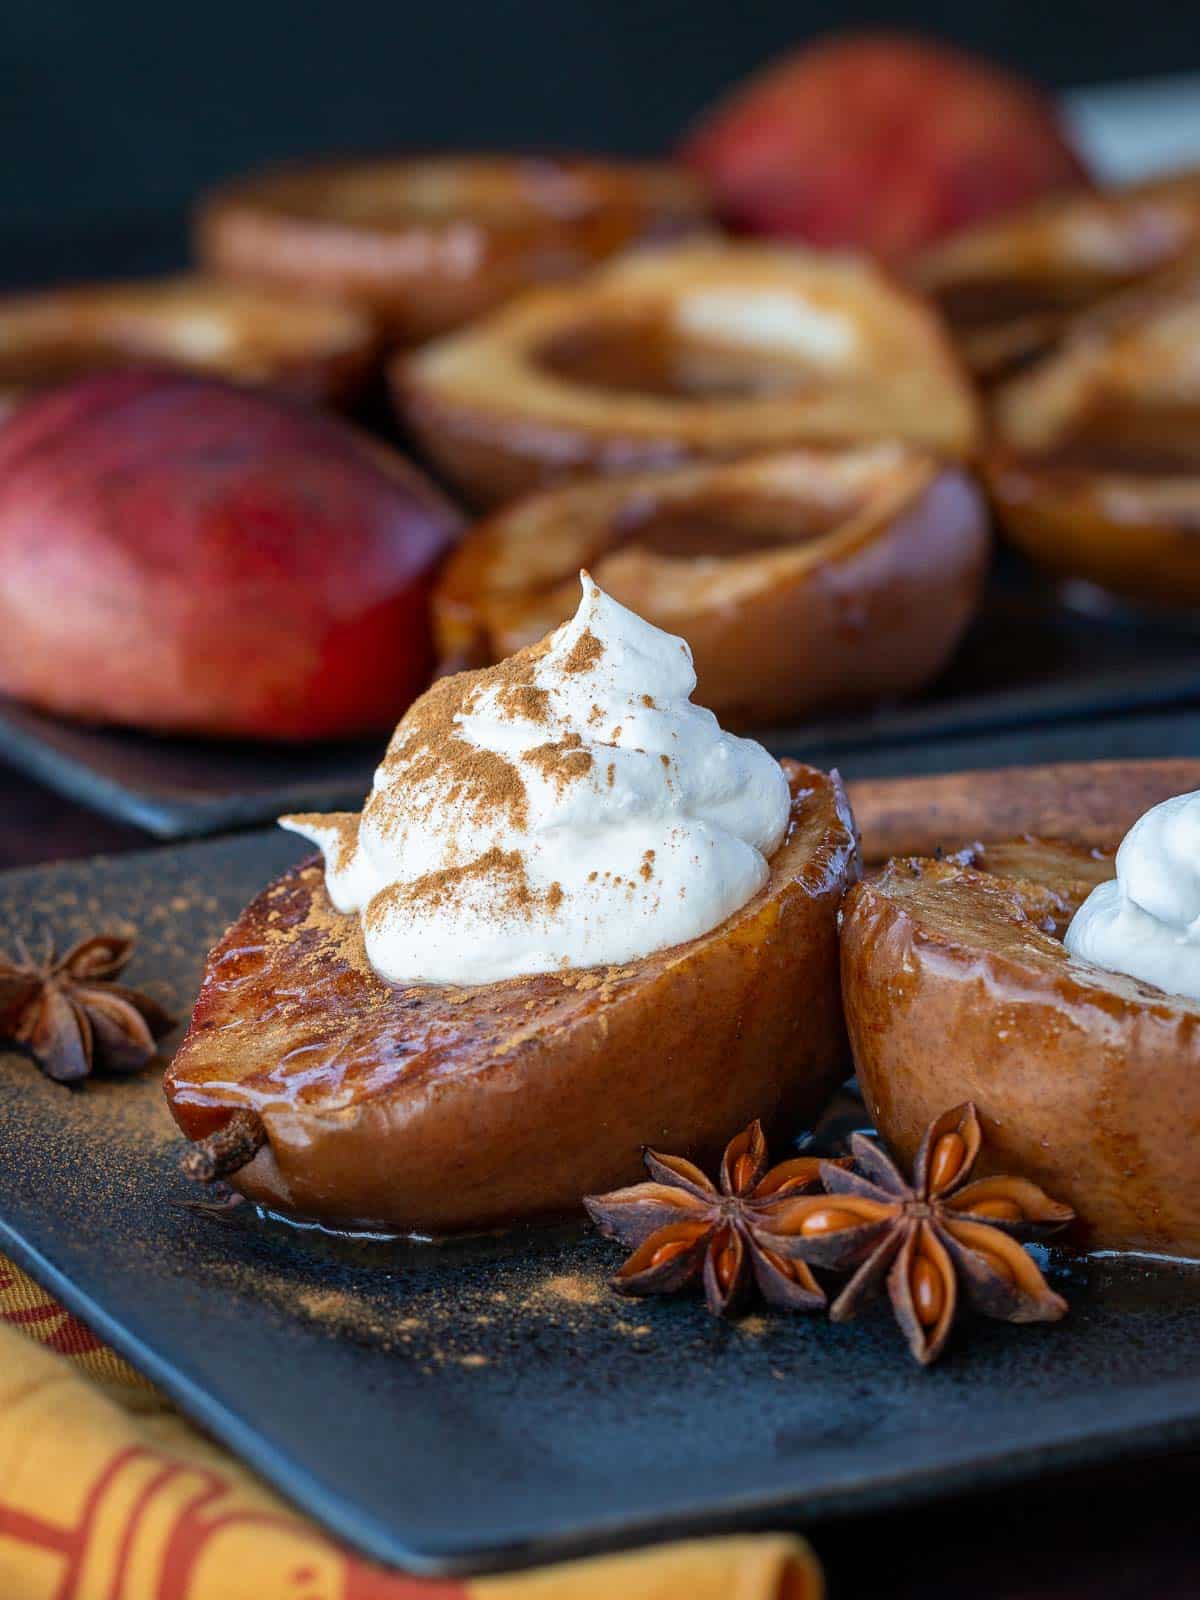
[0,370,463,739]
[682,32,1091,263]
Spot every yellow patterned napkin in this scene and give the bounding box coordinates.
[0,1254,822,1600]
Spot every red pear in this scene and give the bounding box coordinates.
[682,32,1090,263]
[0,370,462,740]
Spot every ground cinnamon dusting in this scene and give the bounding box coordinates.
[562,629,604,675]
[281,813,359,873]
[374,671,529,836]
[364,631,607,862]
[371,848,531,920]
[537,1273,604,1307]
[493,681,550,726]
[522,732,593,791]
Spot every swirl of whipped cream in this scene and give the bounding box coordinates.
[1065,789,1200,1000]
[282,574,791,985]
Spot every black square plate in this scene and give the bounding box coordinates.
[3,581,1200,838]
[3,833,1200,1575]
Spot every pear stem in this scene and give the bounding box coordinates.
[180,1109,266,1182]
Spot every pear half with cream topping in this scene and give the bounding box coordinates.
[841,837,1200,1256]
[165,760,856,1232]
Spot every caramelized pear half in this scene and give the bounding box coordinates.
[198,155,710,345]
[166,762,858,1233]
[985,262,1200,606]
[435,444,989,727]
[913,169,1200,379]
[841,838,1200,1256]
[0,275,375,418]
[396,242,981,505]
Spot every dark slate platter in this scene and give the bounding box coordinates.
[3,577,1199,838]
[2,831,1200,1576]
[0,701,380,837]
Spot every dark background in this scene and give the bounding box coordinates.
[3,0,1199,285]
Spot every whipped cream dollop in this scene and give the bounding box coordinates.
[282,574,791,986]
[1065,789,1200,1001]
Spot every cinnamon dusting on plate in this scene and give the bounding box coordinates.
[535,1272,604,1307]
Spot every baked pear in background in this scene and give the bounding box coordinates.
[0,275,376,419]
[434,443,989,727]
[198,154,711,345]
[396,241,981,505]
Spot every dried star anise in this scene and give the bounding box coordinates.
[584,1121,848,1317]
[787,1103,1074,1365]
[0,932,174,1083]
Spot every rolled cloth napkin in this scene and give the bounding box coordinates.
[0,1254,823,1600]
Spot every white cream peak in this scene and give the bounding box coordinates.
[281,574,791,986]
[1065,788,1200,1001]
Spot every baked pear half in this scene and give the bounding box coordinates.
[0,275,376,419]
[912,169,1200,379]
[434,444,989,727]
[395,241,981,505]
[841,837,1200,1256]
[985,262,1200,606]
[198,155,710,345]
[165,761,857,1233]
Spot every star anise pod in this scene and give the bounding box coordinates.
[584,1121,849,1317]
[786,1103,1074,1365]
[0,932,174,1083]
